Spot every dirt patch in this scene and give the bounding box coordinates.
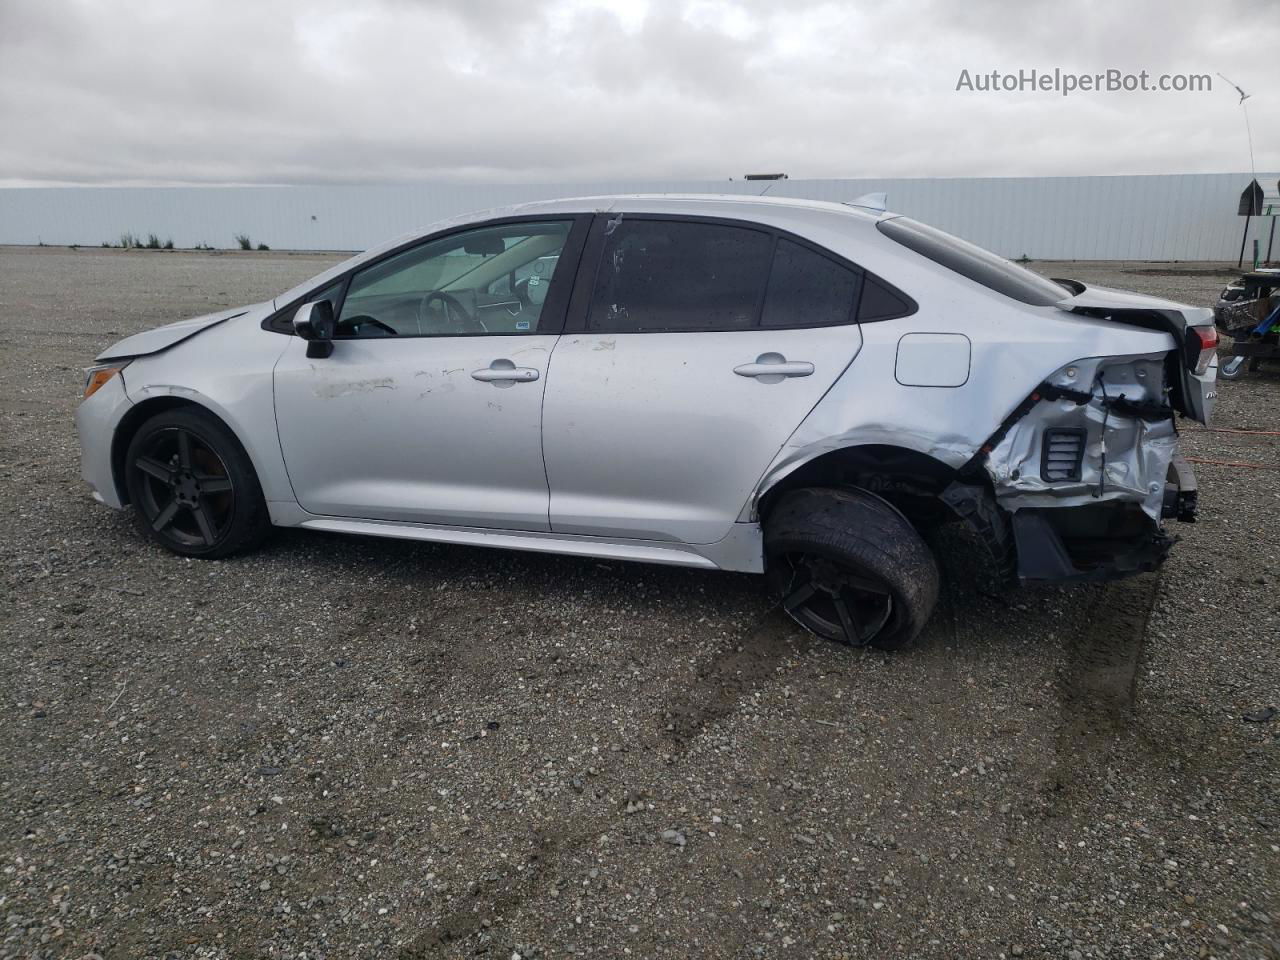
[657,609,810,747]
[1050,573,1158,801]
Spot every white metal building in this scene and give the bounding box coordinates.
[1,173,1276,260]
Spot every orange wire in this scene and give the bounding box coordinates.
[1206,427,1280,437]
[1184,456,1279,470]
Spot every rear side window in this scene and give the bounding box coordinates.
[877,216,1068,306]
[588,220,773,332]
[761,239,862,328]
[857,276,913,322]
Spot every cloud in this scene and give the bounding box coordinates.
[0,0,1274,186]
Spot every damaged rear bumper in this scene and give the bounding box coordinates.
[1011,502,1173,582]
[1011,450,1196,583]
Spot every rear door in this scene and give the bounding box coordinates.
[542,215,866,544]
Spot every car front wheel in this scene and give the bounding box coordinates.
[124,407,270,558]
[765,487,940,650]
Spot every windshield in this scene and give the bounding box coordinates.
[877,216,1069,307]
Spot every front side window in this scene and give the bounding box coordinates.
[337,220,573,337]
[587,220,774,333]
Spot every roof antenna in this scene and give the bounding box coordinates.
[1217,72,1256,182]
[846,192,888,213]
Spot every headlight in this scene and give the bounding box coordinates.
[82,362,129,399]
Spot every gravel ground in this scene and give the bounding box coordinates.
[1,247,1277,960]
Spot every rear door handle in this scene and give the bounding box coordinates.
[733,353,815,382]
[472,359,540,386]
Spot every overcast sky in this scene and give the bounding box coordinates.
[0,0,1275,187]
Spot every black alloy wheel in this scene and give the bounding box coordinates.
[124,408,270,558]
[774,551,900,647]
[764,486,940,651]
[132,426,235,548]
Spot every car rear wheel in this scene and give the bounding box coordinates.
[765,487,940,650]
[124,408,270,558]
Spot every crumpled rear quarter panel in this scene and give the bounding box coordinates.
[986,353,1175,520]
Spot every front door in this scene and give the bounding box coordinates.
[273,217,586,530]
[542,215,866,545]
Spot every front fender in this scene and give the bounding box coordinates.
[120,311,294,505]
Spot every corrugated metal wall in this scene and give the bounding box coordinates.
[1,173,1276,260]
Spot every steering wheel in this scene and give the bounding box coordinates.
[418,290,486,333]
[513,276,533,311]
[340,315,399,337]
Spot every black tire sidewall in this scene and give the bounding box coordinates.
[765,487,940,651]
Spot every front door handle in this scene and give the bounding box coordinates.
[471,358,540,387]
[733,353,815,383]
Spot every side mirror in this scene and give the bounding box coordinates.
[294,300,336,358]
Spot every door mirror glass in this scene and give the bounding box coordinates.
[294,300,336,357]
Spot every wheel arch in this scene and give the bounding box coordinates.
[111,397,255,506]
[755,443,964,529]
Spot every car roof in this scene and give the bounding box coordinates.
[505,192,887,221]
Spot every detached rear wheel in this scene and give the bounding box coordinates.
[124,408,269,558]
[765,487,939,650]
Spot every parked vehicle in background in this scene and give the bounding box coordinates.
[76,195,1216,649]
[1215,270,1280,380]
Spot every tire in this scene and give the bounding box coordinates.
[123,407,270,558]
[764,486,940,650]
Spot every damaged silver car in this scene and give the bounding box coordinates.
[76,195,1217,649]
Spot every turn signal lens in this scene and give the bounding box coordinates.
[83,363,127,399]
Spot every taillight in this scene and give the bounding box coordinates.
[1184,324,1218,376]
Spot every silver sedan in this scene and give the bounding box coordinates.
[77,194,1215,648]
